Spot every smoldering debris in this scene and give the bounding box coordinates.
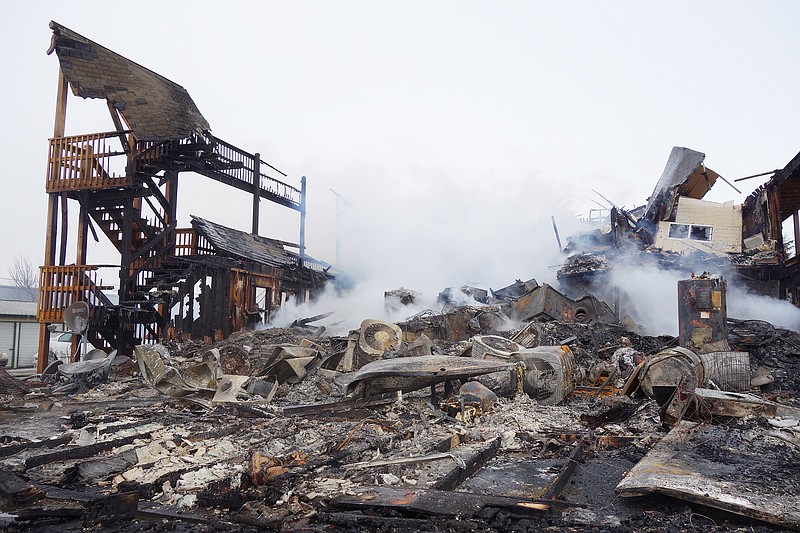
[1,273,799,532]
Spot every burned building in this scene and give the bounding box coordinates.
[558,145,800,307]
[740,149,800,302]
[36,22,331,370]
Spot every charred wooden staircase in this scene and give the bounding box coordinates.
[40,130,305,355]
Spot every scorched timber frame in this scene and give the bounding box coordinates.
[36,21,328,371]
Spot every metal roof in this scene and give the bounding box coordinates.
[0,300,37,318]
[642,147,719,224]
[0,285,37,302]
[48,21,210,141]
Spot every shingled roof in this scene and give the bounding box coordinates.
[48,21,210,141]
[191,216,301,268]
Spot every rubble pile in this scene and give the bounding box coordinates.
[1,281,799,532]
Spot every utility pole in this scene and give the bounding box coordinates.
[299,176,307,267]
[329,189,350,266]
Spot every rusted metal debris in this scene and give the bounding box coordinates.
[339,355,520,399]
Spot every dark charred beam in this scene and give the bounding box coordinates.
[128,222,176,264]
[330,487,576,518]
[25,430,155,469]
[432,436,502,491]
[83,492,138,527]
[541,441,583,500]
[0,436,72,458]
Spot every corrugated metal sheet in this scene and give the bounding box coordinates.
[0,285,37,302]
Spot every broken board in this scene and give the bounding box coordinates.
[616,421,800,530]
[330,486,559,517]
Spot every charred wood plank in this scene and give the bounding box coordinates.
[25,430,155,469]
[433,436,501,491]
[83,491,138,527]
[281,394,396,417]
[541,441,583,500]
[136,501,211,524]
[0,471,46,505]
[15,505,83,521]
[330,486,577,518]
[318,511,448,529]
[0,436,71,458]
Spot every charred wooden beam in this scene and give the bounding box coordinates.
[25,430,156,469]
[433,436,501,491]
[330,486,576,518]
[0,436,72,459]
[83,492,138,527]
[0,471,46,506]
[541,441,583,500]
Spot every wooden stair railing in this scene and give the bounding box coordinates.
[37,265,113,323]
[47,132,133,192]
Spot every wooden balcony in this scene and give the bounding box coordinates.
[46,131,133,193]
[37,265,113,322]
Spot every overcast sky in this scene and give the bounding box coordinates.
[2,1,799,301]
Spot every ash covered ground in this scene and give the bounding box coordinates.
[0,313,798,532]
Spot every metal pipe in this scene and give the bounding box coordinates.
[733,169,780,183]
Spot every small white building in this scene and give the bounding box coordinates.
[0,285,39,368]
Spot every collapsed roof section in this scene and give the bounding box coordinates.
[47,21,210,141]
[191,216,330,277]
[192,216,302,268]
[641,147,720,228]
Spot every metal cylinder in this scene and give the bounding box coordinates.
[471,335,523,360]
[511,346,575,405]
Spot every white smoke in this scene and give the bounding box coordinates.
[607,261,800,336]
[271,163,800,337]
[727,287,800,331]
[269,167,593,334]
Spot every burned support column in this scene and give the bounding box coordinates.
[38,69,69,372]
[299,175,307,269]
[677,274,729,353]
[252,153,260,235]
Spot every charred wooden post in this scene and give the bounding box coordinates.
[252,153,260,235]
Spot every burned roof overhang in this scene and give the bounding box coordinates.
[768,150,800,221]
[191,216,299,269]
[641,147,720,226]
[47,21,210,141]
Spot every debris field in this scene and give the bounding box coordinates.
[1,288,799,532]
